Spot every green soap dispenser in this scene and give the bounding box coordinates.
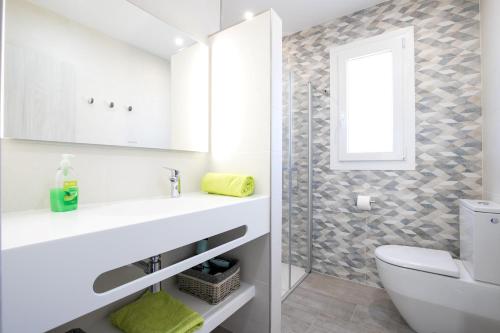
[50,154,79,212]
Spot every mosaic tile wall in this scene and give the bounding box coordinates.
[282,0,482,286]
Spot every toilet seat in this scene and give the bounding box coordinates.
[375,245,460,278]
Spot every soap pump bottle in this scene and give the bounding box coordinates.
[50,154,79,212]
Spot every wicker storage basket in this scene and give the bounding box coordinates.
[177,258,240,304]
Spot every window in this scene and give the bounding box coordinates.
[330,27,415,170]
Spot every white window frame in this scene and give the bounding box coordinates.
[330,27,415,170]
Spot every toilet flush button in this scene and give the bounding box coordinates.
[491,218,499,224]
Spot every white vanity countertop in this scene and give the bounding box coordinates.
[1,192,268,251]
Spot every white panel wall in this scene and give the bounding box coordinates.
[211,12,271,194]
[481,0,500,203]
[269,11,283,333]
[210,10,282,332]
[170,43,209,152]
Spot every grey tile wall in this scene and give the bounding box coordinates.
[282,0,482,286]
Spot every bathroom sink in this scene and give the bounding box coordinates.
[92,194,244,217]
[1,192,269,333]
[1,192,266,250]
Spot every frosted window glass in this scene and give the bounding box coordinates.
[346,51,394,153]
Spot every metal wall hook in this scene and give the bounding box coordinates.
[108,101,115,108]
[87,97,94,104]
[127,106,133,112]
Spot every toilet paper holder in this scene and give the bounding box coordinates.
[354,196,375,205]
[354,195,375,210]
[354,197,376,205]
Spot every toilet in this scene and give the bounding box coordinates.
[375,199,500,333]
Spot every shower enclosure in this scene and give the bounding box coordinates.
[282,71,314,298]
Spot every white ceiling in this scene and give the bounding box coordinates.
[221,0,388,35]
[28,0,196,59]
[127,0,221,43]
[27,0,390,52]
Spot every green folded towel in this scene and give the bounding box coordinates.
[201,173,255,197]
[110,291,204,333]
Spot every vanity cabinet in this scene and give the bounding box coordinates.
[2,194,270,332]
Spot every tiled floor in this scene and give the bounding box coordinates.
[281,263,307,296]
[282,273,415,333]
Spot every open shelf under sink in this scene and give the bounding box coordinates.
[84,282,256,333]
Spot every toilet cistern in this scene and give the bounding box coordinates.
[164,167,181,198]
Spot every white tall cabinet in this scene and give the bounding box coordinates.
[210,10,283,332]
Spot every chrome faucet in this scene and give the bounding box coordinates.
[164,167,181,198]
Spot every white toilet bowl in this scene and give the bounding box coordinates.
[375,245,500,333]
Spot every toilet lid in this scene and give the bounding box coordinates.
[375,245,460,278]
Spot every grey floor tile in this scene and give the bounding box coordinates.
[351,303,408,330]
[281,298,316,333]
[310,312,390,333]
[300,273,390,306]
[212,326,232,333]
[282,301,317,323]
[286,286,357,322]
[282,313,313,333]
[282,273,416,333]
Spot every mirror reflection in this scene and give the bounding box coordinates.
[3,0,209,151]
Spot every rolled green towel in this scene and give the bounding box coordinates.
[201,173,255,197]
[110,291,204,333]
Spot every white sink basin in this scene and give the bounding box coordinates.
[1,192,265,250]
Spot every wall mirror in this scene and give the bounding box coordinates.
[3,0,209,152]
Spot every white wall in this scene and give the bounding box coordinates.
[481,0,500,203]
[210,10,282,333]
[170,43,209,152]
[210,12,272,194]
[5,0,171,149]
[1,139,209,212]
